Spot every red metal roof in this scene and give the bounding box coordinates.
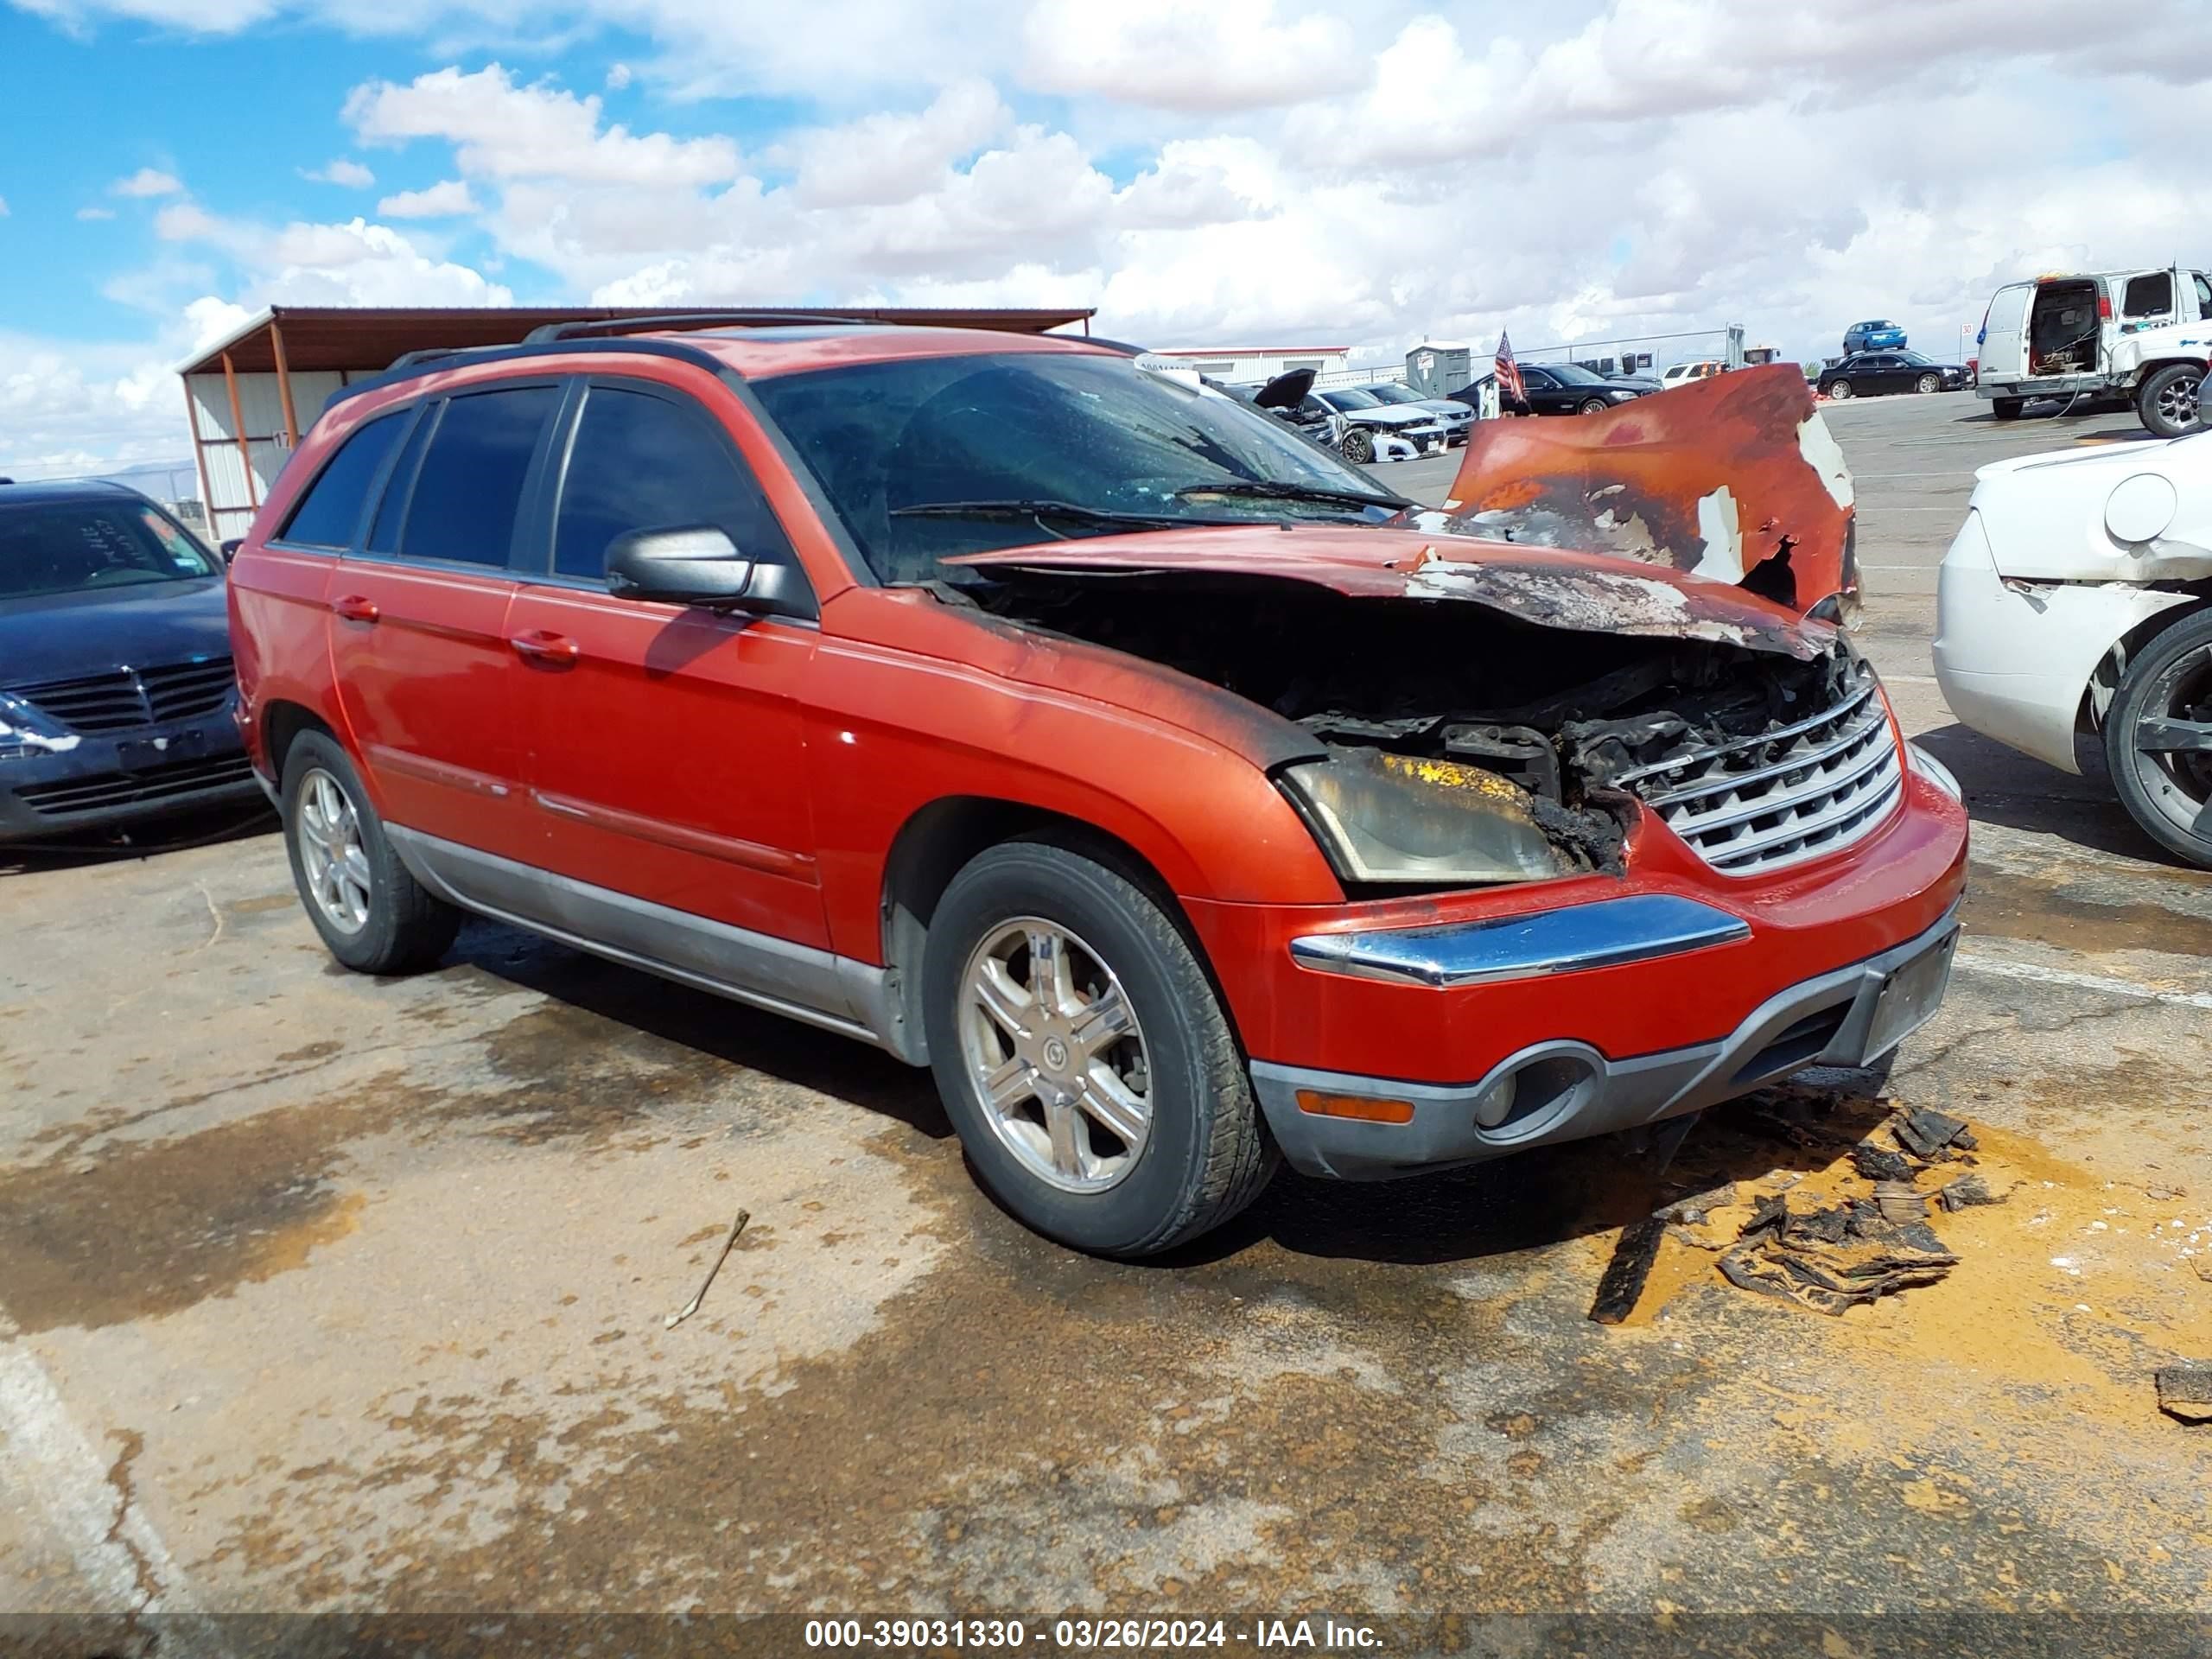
[1147,346,1350,358]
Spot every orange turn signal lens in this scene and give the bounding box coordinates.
[1294,1089,1415,1125]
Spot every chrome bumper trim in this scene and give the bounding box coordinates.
[1288,893,1751,989]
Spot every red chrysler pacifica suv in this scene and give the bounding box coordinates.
[229,318,1967,1257]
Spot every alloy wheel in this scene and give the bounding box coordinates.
[2156,372,2202,431]
[958,918,1153,1194]
[1917,373,1942,394]
[296,767,373,934]
[2130,643,2212,846]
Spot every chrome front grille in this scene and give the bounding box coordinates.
[4,657,234,734]
[1613,663,1904,874]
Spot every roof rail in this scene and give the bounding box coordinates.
[521,310,871,345]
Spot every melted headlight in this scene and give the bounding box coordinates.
[1281,750,1580,885]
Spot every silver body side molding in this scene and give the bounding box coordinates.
[385,825,922,1063]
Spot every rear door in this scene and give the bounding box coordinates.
[1980,283,2033,379]
[505,375,828,949]
[2119,270,2180,336]
[325,381,562,861]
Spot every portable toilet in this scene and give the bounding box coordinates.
[1405,340,1471,398]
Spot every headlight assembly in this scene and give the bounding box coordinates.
[0,692,80,760]
[1280,750,1581,885]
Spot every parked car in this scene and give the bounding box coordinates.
[1934,427,2211,867]
[1660,361,1726,389]
[1217,368,1351,454]
[1512,362,1649,416]
[1974,267,2211,437]
[1358,381,1476,444]
[1316,387,1449,461]
[0,480,259,844]
[231,318,1967,1258]
[1605,372,1664,394]
[1818,351,1969,400]
[1843,321,1909,355]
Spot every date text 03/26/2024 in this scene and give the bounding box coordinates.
[804,1618,1384,1650]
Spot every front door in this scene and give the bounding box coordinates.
[326,382,563,863]
[505,376,829,951]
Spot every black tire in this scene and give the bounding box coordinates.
[1340,426,1375,464]
[1916,372,1942,395]
[281,731,461,973]
[1824,379,1853,400]
[1992,397,2024,421]
[2103,608,2212,870]
[2137,364,2205,439]
[922,839,1275,1256]
[1577,397,1609,416]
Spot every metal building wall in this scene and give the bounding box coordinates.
[186,369,348,542]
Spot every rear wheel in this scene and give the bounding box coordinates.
[2137,365,2205,439]
[1916,372,1942,395]
[1340,426,1375,464]
[282,732,461,973]
[1824,379,1853,400]
[2105,610,2212,870]
[922,840,1275,1256]
[1992,397,2024,421]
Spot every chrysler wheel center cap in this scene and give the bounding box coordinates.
[1041,1036,1071,1072]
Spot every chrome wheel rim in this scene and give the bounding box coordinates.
[958,918,1152,1194]
[1917,374,1941,394]
[2155,372,2202,429]
[2131,643,2212,844]
[296,767,372,935]
[1828,381,1852,399]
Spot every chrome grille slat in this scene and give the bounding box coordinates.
[1617,659,1904,876]
[5,657,233,734]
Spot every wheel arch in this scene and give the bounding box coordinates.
[2084,586,2212,734]
[262,699,341,786]
[876,796,1232,1068]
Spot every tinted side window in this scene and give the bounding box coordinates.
[278,410,408,548]
[366,405,435,556]
[2123,273,2174,317]
[396,386,558,569]
[552,385,794,582]
[2196,275,2212,318]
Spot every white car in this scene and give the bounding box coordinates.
[1661,360,1726,388]
[1932,430,2212,866]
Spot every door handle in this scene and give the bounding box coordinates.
[509,629,581,668]
[331,594,379,624]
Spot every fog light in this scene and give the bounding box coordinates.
[1295,1089,1414,1125]
[1471,1073,1519,1128]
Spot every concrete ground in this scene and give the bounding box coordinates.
[3,391,2209,1657]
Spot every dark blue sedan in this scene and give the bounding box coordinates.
[0,480,261,844]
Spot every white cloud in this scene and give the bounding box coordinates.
[774,78,1007,208]
[0,197,10,217]
[604,61,631,89]
[111,167,183,198]
[376,178,479,217]
[1021,0,1366,111]
[344,64,740,185]
[303,157,376,187]
[76,205,117,220]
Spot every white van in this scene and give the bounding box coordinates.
[1975,267,2210,436]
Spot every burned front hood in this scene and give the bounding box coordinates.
[1437,364,1857,613]
[946,523,1832,660]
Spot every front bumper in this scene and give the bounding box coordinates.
[0,706,259,843]
[1254,904,1961,1179]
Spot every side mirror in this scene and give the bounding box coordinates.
[603,524,812,619]
[219,538,245,564]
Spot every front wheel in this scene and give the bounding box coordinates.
[1339,426,1375,464]
[282,732,461,973]
[1577,397,1609,416]
[1992,397,2024,421]
[2105,609,2212,870]
[2137,365,2205,439]
[1916,373,1942,395]
[922,840,1276,1256]
[1824,379,1853,400]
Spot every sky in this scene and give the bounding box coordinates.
[2,0,2209,478]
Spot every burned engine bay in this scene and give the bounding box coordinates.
[963,570,1869,877]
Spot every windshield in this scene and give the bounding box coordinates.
[1321,388,1382,410]
[0,498,219,601]
[1363,385,1421,404]
[1896,349,1935,365]
[1547,364,1608,385]
[752,352,1407,584]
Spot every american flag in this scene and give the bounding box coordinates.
[1495,328,1527,409]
